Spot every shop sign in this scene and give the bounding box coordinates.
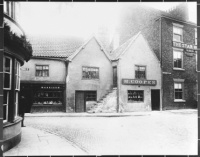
[122,79,157,86]
[172,41,197,53]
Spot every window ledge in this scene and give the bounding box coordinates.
[173,68,185,71]
[173,40,184,43]
[174,99,186,102]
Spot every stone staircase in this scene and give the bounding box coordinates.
[87,88,117,113]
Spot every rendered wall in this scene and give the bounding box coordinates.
[119,34,161,111]
[66,38,113,112]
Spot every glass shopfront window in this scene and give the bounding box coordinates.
[128,90,144,102]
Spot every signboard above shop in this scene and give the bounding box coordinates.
[172,41,197,53]
[122,79,157,86]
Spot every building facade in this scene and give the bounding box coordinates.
[66,37,113,112]
[113,3,197,110]
[20,3,197,113]
[3,1,32,152]
[111,33,162,112]
[20,58,66,112]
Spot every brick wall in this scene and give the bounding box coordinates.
[161,17,197,109]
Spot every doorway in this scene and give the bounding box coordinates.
[113,67,117,88]
[151,89,160,111]
[75,91,97,112]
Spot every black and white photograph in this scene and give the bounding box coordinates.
[2,1,198,156]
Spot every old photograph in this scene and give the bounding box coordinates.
[2,1,197,156]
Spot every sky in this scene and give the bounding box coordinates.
[16,2,197,39]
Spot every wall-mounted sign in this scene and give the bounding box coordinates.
[172,41,197,53]
[122,79,157,86]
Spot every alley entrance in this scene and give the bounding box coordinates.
[151,89,160,110]
[75,91,97,112]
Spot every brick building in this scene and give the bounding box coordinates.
[112,3,197,110]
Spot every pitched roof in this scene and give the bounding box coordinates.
[28,35,84,58]
[67,36,111,61]
[110,32,141,60]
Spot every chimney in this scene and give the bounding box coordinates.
[168,3,189,21]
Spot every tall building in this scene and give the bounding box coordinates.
[3,1,32,152]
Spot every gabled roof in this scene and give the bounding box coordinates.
[67,36,111,61]
[110,32,141,60]
[28,35,84,58]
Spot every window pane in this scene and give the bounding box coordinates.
[174,27,182,34]
[135,66,146,79]
[128,90,144,102]
[4,73,10,88]
[174,34,181,41]
[82,67,99,79]
[3,105,7,120]
[36,66,42,70]
[3,91,8,104]
[5,58,11,73]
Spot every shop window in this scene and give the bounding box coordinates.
[173,49,183,69]
[82,67,99,79]
[35,65,49,77]
[173,25,183,42]
[15,60,20,90]
[128,90,144,102]
[85,91,96,101]
[3,91,9,122]
[135,65,146,79]
[174,83,184,100]
[3,56,12,89]
[33,85,63,105]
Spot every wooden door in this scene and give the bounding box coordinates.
[151,90,160,111]
[75,91,85,112]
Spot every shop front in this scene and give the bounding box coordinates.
[120,79,161,111]
[20,83,65,112]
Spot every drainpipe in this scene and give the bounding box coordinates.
[117,58,121,113]
[160,17,163,111]
[65,60,69,112]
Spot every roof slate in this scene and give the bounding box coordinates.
[28,36,84,58]
[110,32,140,60]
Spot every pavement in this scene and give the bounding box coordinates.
[3,127,87,156]
[23,109,197,117]
[3,109,197,156]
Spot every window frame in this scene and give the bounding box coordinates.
[173,48,184,70]
[3,91,9,123]
[128,90,144,103]
[82,66,100,80]
[3,56,12,90]
[14,92,18,118]
[135,65,146,79]
[15,60,20,91]
[173,23,183,42]
[35,65,49,77]
[174,79,185,102]
[85,91,97,101]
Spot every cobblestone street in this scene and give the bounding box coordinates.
[19,110,197,155]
